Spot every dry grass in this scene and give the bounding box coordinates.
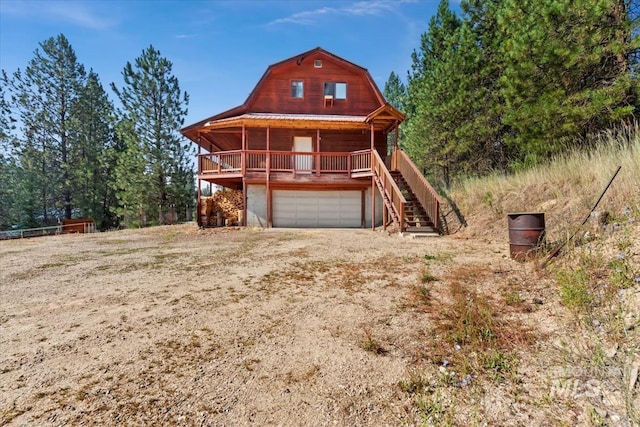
[452,122,640,242]
[442,123,640,426]
[2,125,638,426]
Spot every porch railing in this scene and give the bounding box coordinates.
[392,149,442,231]
[198,149,373,176]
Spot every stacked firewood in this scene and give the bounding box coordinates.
[200,190,243,225]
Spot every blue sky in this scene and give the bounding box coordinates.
[0,0,458,127]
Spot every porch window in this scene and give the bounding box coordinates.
[291,80,304,98]
[324,82,347,99]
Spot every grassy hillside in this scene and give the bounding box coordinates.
[450,123,640,244]
[442,124,640,425]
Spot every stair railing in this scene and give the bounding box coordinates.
[392,150,442,231]
[372,150,406,230]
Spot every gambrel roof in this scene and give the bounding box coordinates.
[182,47,404,150]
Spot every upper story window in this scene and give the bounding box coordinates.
[291,80,304,98]
[324,82,347,100]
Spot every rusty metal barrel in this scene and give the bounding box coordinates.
[507,212,545,261]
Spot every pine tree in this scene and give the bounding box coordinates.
[498,0,638,162]
[9,34,87,223]
[383,71,407,154]
[71,70,120,229]
[0,71,18,229]
[112,46,193,227]
[456,0,510,172]
[403,0,462,184]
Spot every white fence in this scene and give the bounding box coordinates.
[0,222,96,240]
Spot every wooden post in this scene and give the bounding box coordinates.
[266,127,271,228]
[370,123,375,150]
[361,189,366,228]
[267,186,272,228]
[316,128,321,176]
[242,177,247,227]
[371,177,375,230]
[266,127,271,174]
[394,121,399,170]
[197,136,202,226]
[241,124,246,175]
[382,199,387,230]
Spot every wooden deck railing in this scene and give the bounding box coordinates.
[199,150,242,174]
[198,149,373,176]
[392,149,442,231]
[372,150,406,230]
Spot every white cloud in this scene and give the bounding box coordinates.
[265,0,411,27]
[2,0,117,30]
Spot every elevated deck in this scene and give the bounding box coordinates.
[198,149,373,184]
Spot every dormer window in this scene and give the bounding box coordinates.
[291,80,303,98]
[324,82,347,100]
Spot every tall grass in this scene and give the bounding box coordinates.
[450,122,639,240]
[447,124,640,425]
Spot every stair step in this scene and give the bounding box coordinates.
[405,226,438,233]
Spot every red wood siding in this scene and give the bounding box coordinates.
[249,53,381,115]
[244,128,386,156]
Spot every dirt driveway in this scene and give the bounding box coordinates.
[1,224,544,425]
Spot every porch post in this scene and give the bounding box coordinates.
[242,177,247,227]
[197,135,202,226]
[316,128,321,175]
[370,123,375,150]
[266,126,271,173]
[361,189,366,228]
[242,125,247,226]
[394,120,399,170]
[371,177,376,230]
[241,124,246,175]
[267,187,272,228]
[266,126,272,228]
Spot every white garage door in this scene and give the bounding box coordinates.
[272,190,361,228]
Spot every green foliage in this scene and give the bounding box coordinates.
[8,34,87,224]
[71,71,120,230]
[482,348,518,382]
[498,0,638,159]
[383,71,406,154]
[111,45,194,227]
[3,34,119,229]
[420,266,438,283]
[399,0,638,183]
[0,72,19,229]
[556,268,592,310]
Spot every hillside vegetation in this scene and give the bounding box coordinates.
[440,124,640,425]
[451,122,640,243]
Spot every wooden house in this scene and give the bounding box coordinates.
[181,47,441,232]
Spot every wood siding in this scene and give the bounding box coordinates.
[243,128,386,156]
[249,53,381,116]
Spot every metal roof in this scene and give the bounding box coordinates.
[204,113,368,127]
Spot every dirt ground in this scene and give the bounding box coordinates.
[0,224,634,426]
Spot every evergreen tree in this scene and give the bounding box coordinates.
[0,71,18,229]
[456,0,510,172]
[9,34,87,223]
[71,71,120,229]
[403,0,462,184]
[383,71,407,154]
[112,46,193,227]
[498,0,638,162]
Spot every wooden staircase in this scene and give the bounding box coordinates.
[390,171,438,236]
[371,149,442,236]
